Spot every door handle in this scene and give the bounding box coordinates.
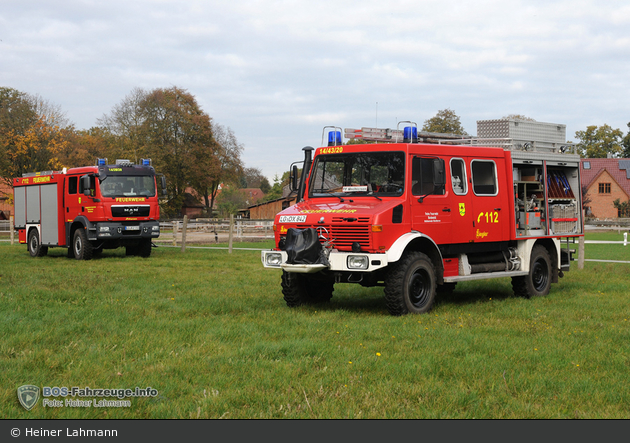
[442,208,451,212]
[494,208,502,211]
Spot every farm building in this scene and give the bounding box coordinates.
[580,158,630,218]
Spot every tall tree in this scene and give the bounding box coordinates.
[503,114,536,121]
[621,122,630,158]
[97,87,147,162]
[575,124,623,158]
[205,122,244,213]
[138,87,217,217]
[0,87,69,184]
[421,109,468,135]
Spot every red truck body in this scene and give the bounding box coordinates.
[13,160,164,259]
[262,125,583,315]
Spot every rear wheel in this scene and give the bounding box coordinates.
[28,229,47,257]
[281,271,334,307]
[73,228,93,260]
[384,251,437,315]
[512,245,551,298]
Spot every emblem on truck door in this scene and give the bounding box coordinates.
[459,203,466,216]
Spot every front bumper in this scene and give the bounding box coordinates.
[261,249,389,274]
[95,221,160,240]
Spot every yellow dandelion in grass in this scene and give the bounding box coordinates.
[348,361,352,364]
[376,352,381,357]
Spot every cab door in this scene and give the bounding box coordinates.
[448,157,474,245]
[469,158,510,243]
[409,156,452,245]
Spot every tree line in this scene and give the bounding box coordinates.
[0,86,275,217]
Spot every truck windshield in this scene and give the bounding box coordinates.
[100,176,156,198]
[309,151,405,197]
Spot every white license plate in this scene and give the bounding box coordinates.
[124,226,140,231]
[278,215,307,223]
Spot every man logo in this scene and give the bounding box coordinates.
[17,385,40,411]
[459,203,466,217]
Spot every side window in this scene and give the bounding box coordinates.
[450,158,467,195]
[411,157,445,196]
[68,176,78,195]
[471,160,498,196]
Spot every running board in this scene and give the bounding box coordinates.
[444,270,529,283]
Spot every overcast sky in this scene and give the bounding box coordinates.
[3,1,630,181]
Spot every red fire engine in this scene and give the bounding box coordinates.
[13,158,166,259]
[262,121,583,315]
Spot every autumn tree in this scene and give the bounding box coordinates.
[503,114,536,121]
[574,124,623,158]
[137,87,218,217]
[242,167,271,192]
[421,109,468,135]
[621,122,630,158]
[204,122,244,213]
[0,87,69,185]
[97,87,147,162]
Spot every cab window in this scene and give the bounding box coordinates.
[68,176,78,195]
[450,158,467,195]
[471,160,498,196]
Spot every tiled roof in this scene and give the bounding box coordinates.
[581,158,630,197]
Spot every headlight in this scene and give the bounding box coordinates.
[152,225,160,231]
[347,255,368,270]
[99,226,109,232]
[266,253,283,266]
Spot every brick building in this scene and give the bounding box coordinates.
[580,159,630,218]
[0,181,13,219]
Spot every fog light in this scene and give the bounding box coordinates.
[347,255,368,269]
[266,253,283,266]
[99,226,109,232]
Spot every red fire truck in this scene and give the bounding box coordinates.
[261,121,583,315]
[13,159,166,260]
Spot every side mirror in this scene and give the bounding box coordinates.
[81,175,91,196]
[161,176,167,195]
[291,165,299,191]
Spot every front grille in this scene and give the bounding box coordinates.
[304,224,371,251]
[111,205,150,217]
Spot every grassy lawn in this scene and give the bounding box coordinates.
[1,233,629,418]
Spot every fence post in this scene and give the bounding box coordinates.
[10,216,14,245]
[228,214,234,254]
[181,215,188,253]
[578,236,584,270]
[172,221,177,246]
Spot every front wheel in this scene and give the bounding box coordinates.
[281,271,334,307]
[28,229,47,257]
[73,228,93,260]
[512,245,551,298]
[384,251,437,315]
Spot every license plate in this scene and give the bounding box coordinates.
[124,226,140,231]
[279,215,307,223]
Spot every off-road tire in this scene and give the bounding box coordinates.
[281,271,334,307]
[72,228,93,260]
[384,251,437,316]
[512,245,551,298]
[138,239,152,258]
[28,229,48,257]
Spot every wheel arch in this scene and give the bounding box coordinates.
[533,238,560,283]
[387,232,445,284]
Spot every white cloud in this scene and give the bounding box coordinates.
[3,0,630,179]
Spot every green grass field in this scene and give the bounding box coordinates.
[1,233,629,418]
